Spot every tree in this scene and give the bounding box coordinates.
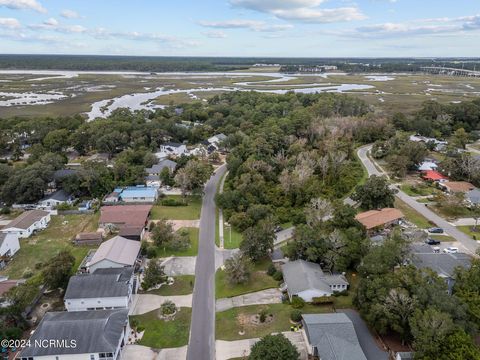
[142,260,167,291]
[304,198,333,227]
[174,159,213,198]
[42,250,75,290]
[159,166,174,186]
[352,175,397,210]
[451,127,469,149]
[249,334,300,360]
[151,219,176,247]
[43,129,70,153]
[224,253,251,285]
[240,218,275,262]
[384,288,417,344]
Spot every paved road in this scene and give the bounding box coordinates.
[187,165,227,360]
[358,145,479,254]
[339,309,388,360]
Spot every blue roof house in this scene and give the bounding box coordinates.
[104,186,158,204]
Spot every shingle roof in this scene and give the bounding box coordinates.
[443,181,476,193]
[281,260,348,295]
[88,236,141,268]
[76,232,103,241]
[410,252,471,279]
[467,188,480,205]
[355,208,404,230]
[145,159,177,175]
[3,210,50,230]
[19,309,128,357]
[40,189,72,202]
[303,313,367,360]
[422,170,447,181]
[64,267,133,299]
[100,205,151,227]
[118,226,143,237]
[0,279,18,297]
[0,233,16,250]
[164,141,183,148]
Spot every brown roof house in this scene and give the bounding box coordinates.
[0,210,51,238]
[74,232,103,246]
[118,226,145,241]
[355,208,405,233]
[86,236,141,273]
[440,181,476,194]
[99,205,151,231]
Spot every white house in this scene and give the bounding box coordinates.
[87,236,141,273]
[208,133,227,147]
[1,210,51,238]
[281,260,349,302]
[37,189,73,209]
[0,233,20,270]
[18,309,130,360]
[155,142,187,159]
[64,267,136,312]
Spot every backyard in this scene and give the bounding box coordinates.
[0,213,99,279]
[150,195,202,220]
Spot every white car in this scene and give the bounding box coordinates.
[443,247,459,254]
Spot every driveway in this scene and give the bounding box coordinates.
[338,309,388,360]
[358,145,479,255]
[215,248,239,270]
[215,331,307,360]
[122,344,188,360]
[130,294,192,315]
[161,256,196,276]
[215,288,282,312]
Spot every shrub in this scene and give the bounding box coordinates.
[266,263,277,276]
[160,300,177,316]
[290,309,302,322]
[272,271,283,281]
[291,297,305,309]
[312,296,334,305]
[22,267,33,279]
[145,246,157,259]
[136,325,145,332]
[259,309,268,323]
[0,207,11,215]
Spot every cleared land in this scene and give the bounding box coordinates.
[145,275,195,296]
[151,195,202,220]
[155,227,199,257]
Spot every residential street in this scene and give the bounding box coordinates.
[187,165,227,360]
[357,145,479,254]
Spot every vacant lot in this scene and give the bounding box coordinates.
[155,227,199,257]
[151,196,202,220]
[394,198,433,229]
[0,213,99,279]
[145,275,195,296]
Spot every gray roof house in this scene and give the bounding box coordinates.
[302,313,367,360]
[281,260,349,302]
[19,309,129,359]
[38,189,73,209]
[64,268,136,312]
[145,159,177,175]
[466,188,480,206]
[87,236,141,273]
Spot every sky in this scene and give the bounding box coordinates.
[0,0,479,57]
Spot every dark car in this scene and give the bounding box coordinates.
[425,238,441,245]
[428,227,444,234]
[274,225,283,233]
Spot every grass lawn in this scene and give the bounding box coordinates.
[400,184,439,197]
[457,226,480,240]
[394,198,433,229]
[130,307,192,348]
[432,205,474,219]
[216,260,278,299]
[151,195,202,220]
[0,213,99,279]
[333,272,359,309]
[156,228,199,257]
[223,224,243,249]
[216,303,333,341]
[146,275,195,296]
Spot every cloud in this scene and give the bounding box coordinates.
[0,0,46,13]
[0,17,21,29]
[29,18,87,33]
[60,9,80,19]
[229,0,365,23]
[199,19,293,32]
[202,30,227,38]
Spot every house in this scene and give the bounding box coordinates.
[74,232,103,246]
[0,233,20,269]
[409,243,471,294]
[409,135,448,152]
[18,309,129,360]
[422,170,448,182]
[0,277,22,308]
[87,236,141,273]
[1,210,51,238]
[466,188,480,206]
[37,189,73,209]
[396,352,414,360]
[99,205,151,230]
[118,226,144,241]
[104,186,158,203]
[418,161,438,172]
[64,267,136,312]
[78,200,93,212]
[281,260,349,302]
[145,159,177,187]
[302,313,367,360]
[440,181,475,194]
[355,208,405,233]
[156,142,187,159]
[207,133,227,147]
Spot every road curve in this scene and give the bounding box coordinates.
[357,145,478,255]
[187,165,227,360]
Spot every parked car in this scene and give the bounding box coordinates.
[443,247,459,254]
[433,246,440,253]
[425,238,441,245]
[428,227,444,234]
[274,225,283,233]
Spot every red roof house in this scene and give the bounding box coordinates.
[422,170,448,182]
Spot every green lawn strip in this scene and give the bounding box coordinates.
[144,275,195,296]
[223,224,243,249]
[432,204,474,219]
[333,272,360,309]
[156,227,199,257]
[151,195,201,220]
[394,198,433,229]
[400,184,439,197]
[457,226,480,240]
[429,235,456,242]
[216,260,278,299]
[0,213,99,279]
[130,307,192,348]
[215,303,333,341]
